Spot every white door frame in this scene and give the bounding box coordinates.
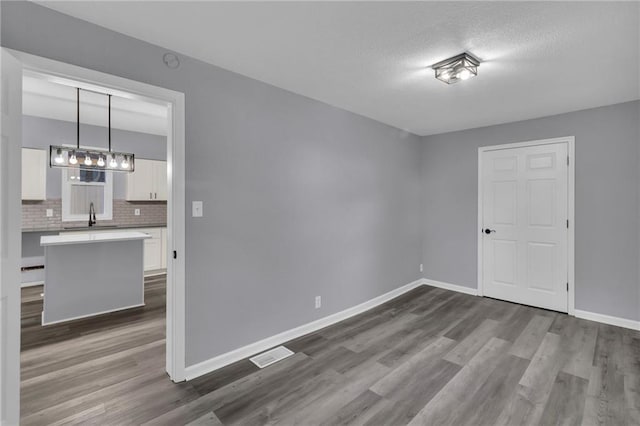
[477,136,575,315]
[5,50,187,387]
[1,48,24,426]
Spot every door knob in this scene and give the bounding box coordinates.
[484,229,496,234]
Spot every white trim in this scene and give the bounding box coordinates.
[477,136,575,314]
[144,270,168,278]
[427,278,640,333]
[185,279,424,380]
[0,48,24,426]
[566,138,575,315]
[166,93,187,382]
[20,281,44,288]
[41,303,145,326]
[574,309,640,331]
[9,49,187,382]
[422,278,479,296]
[477,150,484,297]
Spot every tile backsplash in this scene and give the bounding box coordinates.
[22,199,167,230]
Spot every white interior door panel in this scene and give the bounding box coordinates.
[481,142,568,312]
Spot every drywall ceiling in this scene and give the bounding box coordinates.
[23,74,168,136]
[38,1,640,136]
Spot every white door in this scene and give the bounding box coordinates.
[481,142,569,312]
[0,48,23,425]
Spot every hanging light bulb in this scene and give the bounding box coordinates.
[457,68,471,80]
[54,148,65,164]
[49,89,135,172]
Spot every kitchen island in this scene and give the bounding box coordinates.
[40,231,150,325]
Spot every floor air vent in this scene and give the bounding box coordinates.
[249,346,294,368]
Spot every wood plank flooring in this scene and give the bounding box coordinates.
[21,279,640,425]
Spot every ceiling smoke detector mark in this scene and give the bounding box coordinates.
[163,53,180,69]
[249,346,294,369]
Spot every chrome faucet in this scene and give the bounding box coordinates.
[88,202,97,227]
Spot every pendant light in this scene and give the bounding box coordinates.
[50,88,135,172]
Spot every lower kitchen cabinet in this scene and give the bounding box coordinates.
[60,227,166,273]
[142,228,163,271]
[161,227,167,269]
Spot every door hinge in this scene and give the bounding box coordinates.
[566,219,569,228]
[173,250,177,259]
[566,282,569,291]
[567,156,570,166]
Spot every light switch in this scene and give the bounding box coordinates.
[192,201,203,217]
[46,209,53,217]
[134,209,141,216]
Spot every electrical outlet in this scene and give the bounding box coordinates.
[315,296,321,309]
[45,209,53,217]
[134,209,141,216]
[420,263,423,272]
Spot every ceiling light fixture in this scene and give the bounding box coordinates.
[50,88,135,172]
[432,52,480,85]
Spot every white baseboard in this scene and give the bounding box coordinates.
[183,277,638,381]
[21,280,44,288]
[422,278,639,331]
[574,309,640,331]
[41,302,145,326]
[422,278,479,296]
[144,269,167,278]
[184,279,425,380]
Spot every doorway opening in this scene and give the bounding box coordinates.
[1,48,186,423]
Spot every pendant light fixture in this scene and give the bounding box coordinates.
[50,88,135,172]
[432,52,480,85]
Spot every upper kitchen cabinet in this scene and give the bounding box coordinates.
[22,148,47,200]
[126,159,167,201]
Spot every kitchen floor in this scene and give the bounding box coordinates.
[20,280,640,425]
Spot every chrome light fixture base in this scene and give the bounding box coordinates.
[432,52,480,84]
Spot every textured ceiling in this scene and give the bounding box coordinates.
[38,1,640,136]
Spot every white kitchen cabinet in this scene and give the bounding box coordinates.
[126,159,154,201]
[161,227,167,269]
[22,148,47,200]
[155,162,168,201]
[143,228,163,271]
[126,159,167,201]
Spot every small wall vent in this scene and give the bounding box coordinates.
[249,346,294,369]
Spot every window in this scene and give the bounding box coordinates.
[62,168,113,221]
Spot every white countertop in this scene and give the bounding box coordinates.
[41,231,151,247]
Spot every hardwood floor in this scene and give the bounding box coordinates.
[21,279,640,425]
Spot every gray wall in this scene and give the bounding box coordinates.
[23,115,166,199]
[2,2,423,365]
[421,100,640,321]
